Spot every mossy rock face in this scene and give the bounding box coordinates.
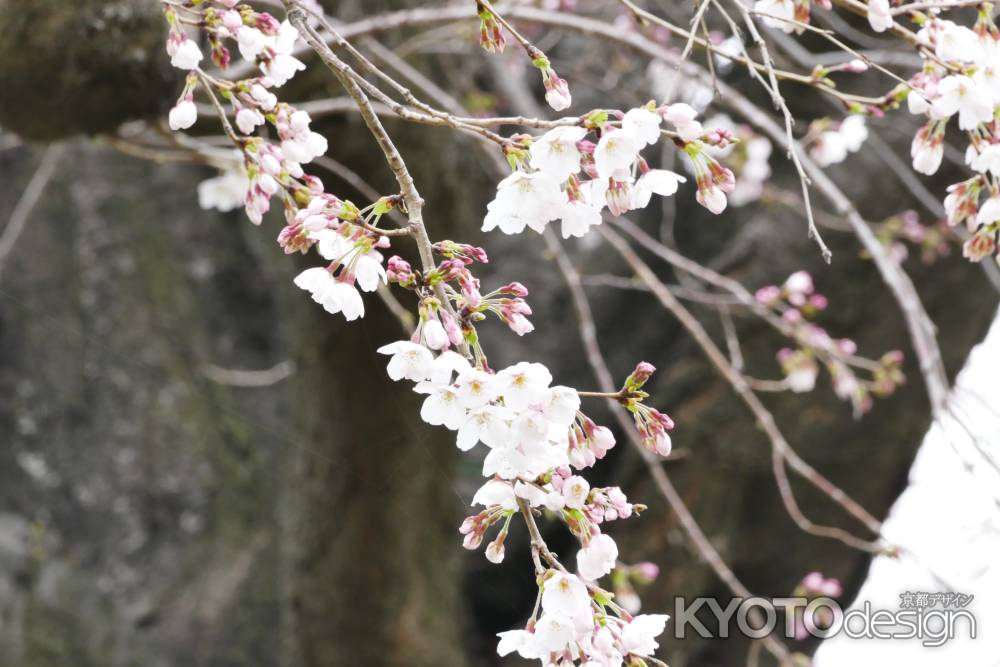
[0,0,177,140]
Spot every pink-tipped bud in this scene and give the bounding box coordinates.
[499,281,529,298]
[627,361,656,388]
[634,562,660,584]
[254,11,281,35]
[844,59,868,73]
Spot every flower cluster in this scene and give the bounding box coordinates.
[292,219,390,322]
[899,10,1000,268]
[164,5,686,664]
[483,103,737,239]
[376,347,587,476]
[385,241,536,341]
[702,114,773,207]
[872,209,952,265]
[375,338,675,663]
[496,571,670,665]
[619,362,676,457]
[756,271,904,416]
[163,2,402,323]
[807,115,869,167]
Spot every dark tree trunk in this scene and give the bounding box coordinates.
[0,2,471,663]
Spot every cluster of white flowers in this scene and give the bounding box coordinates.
[163,4,330,221]
[163,3,400,322]
[483,103,738,238]
[164,3,309,131]
[377,349,583,474]
[497,572,669,667]
[901,13,1000,265]
[287,196,393,320]
[165,6,679,664]
[373,339,673,662]
[293,227,387,321]
[198,169,250,212]
[808,115,869,167]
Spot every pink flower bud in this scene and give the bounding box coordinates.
[755,285,782,306]
[844,59,868,73]
[542,70,572,111]
[254,12,281,35]
[500,281,529,298]
[634,562,660,583]
[628,361,656,387]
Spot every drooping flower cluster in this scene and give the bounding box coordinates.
[385,241,537,341]
[807,115,869,167]
[872,209,952,265]
[702,114,773,207]
[897,9,1000,268]
[377,347,592,478]
[756,271,904,416]
[619,362,676,457]
[163,2,401,322]
[483,103,737,238]
[496,571,670,665]
[375,328,675,663]
[163,5,687,664]
[292,214,390,321]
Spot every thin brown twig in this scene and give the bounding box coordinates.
[283,0,471,359]
[600,225,885,547]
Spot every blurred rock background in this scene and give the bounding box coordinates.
[0,1,996,666]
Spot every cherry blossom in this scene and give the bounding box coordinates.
[911,121,945,175]
[594,128,642,180]
[495,630,540,659]
[559,198,604,239]
[934,21,982,63]
[541,571,592,617]
[632,169,686,209]
[931,75,994,130]
[168,98,198,131]
[376,341,434,382]
[536,57,572,111]
[621,614,671,657]
[532,614,577,653]
[577,533,619,581]
[809,115,868,167]
[562,475,591,509]
[621,107,663,146]
[472,479,517,511]
[198,170,249,212]
[661,103,704,142]
[482,171,563,234]
[754,0,796,34]
[293,267,364,320]
[170,38,204,70]
[529,126,588,181]
[866,0,893,33]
